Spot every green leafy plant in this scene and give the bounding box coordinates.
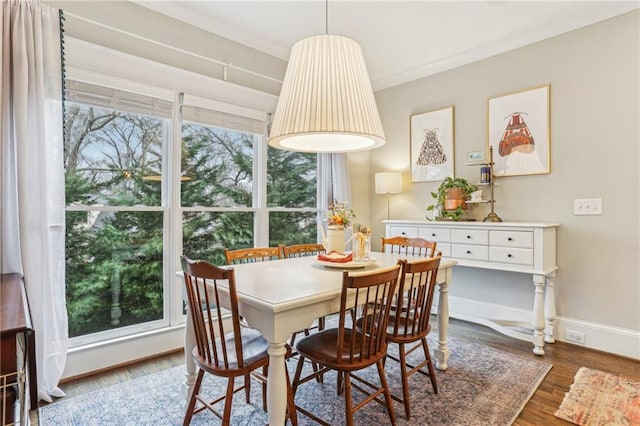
[426,177,477,221]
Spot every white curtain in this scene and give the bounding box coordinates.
[319,152,352,212]
[1,0,68,403]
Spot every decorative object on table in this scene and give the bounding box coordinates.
[374,172,402,220]
[480,165,491,184]
[481,146,503,222]
[555,367,640,426]
[426,177,477,221]
[316,251,353,263]
[320,202,355,254]
[267,0,384,153]
[410,106,455,182]
[488,84,550,176]
[352,224,372,262]
[470,189,483,201]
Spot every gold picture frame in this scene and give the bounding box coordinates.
[487,85,550,177]
[410,106,455,182]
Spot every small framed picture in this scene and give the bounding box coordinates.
[410,106,455,182]
[466,150,486,165]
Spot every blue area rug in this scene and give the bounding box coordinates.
[39,335,551,425]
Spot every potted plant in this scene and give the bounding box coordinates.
[426,177,477,221]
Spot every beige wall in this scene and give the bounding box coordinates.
[366,11,640,332]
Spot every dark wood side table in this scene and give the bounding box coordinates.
[1,273,37,424]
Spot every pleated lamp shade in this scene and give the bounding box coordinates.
[268,34,386,153]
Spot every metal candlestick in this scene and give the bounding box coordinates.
[483,146,503,222]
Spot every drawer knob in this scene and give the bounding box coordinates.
[507,254,513,258]
[466,235,471,239]
[466,250,471,254]
[432,233,436,237]
[508,237,513,241]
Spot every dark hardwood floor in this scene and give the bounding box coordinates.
[33,318,639,425]
[444,319,640,425]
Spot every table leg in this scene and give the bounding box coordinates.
[267,342,288,425]
[434,275,450,370]
[532,275,546,355]
[182,308,197,399]
[544,272,557,343]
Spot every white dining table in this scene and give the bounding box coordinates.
[181,251,457,425]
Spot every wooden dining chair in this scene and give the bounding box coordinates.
[380,256,442,420]
[180,256,297,426]
[281,243,327,381]
[224,246,282,264]
[280,243,325,259]
[281,243,327,345]
[292,263,402,426]
[381,236,437,258]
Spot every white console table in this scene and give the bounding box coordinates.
[384,219,559,355]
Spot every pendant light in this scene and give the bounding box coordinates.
[268,1,385,153]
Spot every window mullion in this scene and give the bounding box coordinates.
[168,92,184,325]
[255,129,269,246]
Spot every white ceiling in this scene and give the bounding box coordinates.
[135,1,639,91]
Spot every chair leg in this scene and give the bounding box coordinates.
[292,354,306,396]
[377,359,397,426]
[343,372,354,426]
[222,376,235,426]
[398,343,411,419]
[183,369,204,426]
[421,337,438,394]
[285,367,298,425]
[244,373,251,403]
[262,366,268,411]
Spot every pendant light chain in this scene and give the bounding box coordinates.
[325,0,328,35]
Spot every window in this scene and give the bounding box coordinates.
[64,82,322,345]
[64,81,172,341]
[267,146,319,246]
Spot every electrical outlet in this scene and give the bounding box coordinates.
[565,329,586,345]
[574,198,602,215]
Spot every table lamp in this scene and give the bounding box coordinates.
[375,172,402,219]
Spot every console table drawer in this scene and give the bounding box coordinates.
[490,247,534,265]
[451,229,489,245]
[418,227,451,243]
[490,231,533,248]
[388,226,418,238]
[452,244,489,261]
[437,243,451,258]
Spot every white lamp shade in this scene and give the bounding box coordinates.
[375,172,402,194]
[268,35,385,153]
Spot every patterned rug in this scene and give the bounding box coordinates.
[555,367,640,425]
[40,335,551,425]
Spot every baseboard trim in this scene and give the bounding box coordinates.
[437,296,640,360]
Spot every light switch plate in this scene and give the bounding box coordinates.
[574,198,602,215]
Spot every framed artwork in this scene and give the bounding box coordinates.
[410,106,455,182]
[466,149,486,165]
[488,84,550,177]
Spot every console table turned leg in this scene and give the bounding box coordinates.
[531,275,546,355]
[434,274,451,370]
[544,272,557,343]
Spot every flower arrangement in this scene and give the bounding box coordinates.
[327,201,356,227]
